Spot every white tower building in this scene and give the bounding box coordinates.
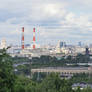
[56,40,61,53]
[0,38,7,49]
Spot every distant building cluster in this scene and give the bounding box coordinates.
[1,27,92,58]
[0,38,91,58]
[5,40,91,59]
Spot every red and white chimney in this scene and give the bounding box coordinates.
[22,27,24,50]
[33,28,36,49]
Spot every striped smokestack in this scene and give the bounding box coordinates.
[22,27,24,50]
[33,28,36,49]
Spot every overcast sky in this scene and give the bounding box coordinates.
[0,0,92,45]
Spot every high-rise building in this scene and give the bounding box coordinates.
[59,41,66,48]
[0,38,7,49]
[78,41,82,47]
[56,41,61,53]
[85,47,89,55]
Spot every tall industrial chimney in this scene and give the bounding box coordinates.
[22,27,24,50]
[33,28,36,49]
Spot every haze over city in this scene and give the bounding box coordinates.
[0,0,92,45]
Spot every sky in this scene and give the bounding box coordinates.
[0,0,92,45]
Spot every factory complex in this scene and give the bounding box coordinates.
[0,27,91,58]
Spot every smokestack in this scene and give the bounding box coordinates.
[33,28,36,49]
[22,27,24,50]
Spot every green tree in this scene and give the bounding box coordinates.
[0,49,15,92]
[14,75,37,92]
[38,73,73,92]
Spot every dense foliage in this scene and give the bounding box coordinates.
[0,49,92,92]
[31,54,91,68]
[0,49,15,92]
[13,54,91,68]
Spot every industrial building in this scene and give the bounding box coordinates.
[0,27,91,58]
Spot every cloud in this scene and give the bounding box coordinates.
[0,0,92,45]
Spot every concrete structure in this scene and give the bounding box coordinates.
[31,67,92,74]
[74,46,85,54]
[19,48,50,58]
[61,47,69,54]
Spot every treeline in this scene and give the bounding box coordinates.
[31,54,91,68]
[12,53,91,68]
[13,53,91,64]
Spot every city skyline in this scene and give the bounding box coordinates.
[0,0,92,45]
